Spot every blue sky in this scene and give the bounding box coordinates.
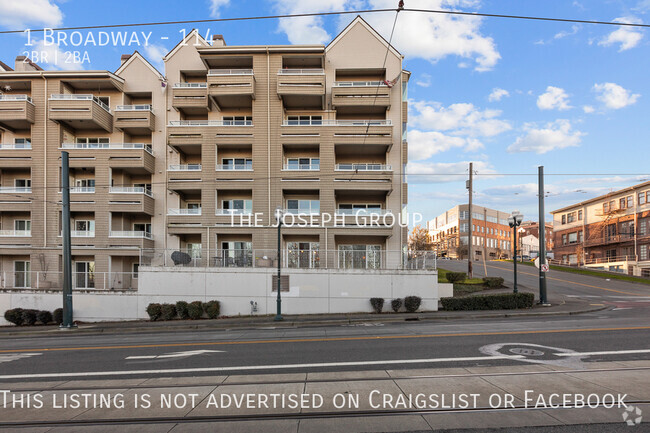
[1,0,648,224]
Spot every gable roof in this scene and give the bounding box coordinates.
[115,51,164,79]
[326,15,402,58]
[163,29,210,62]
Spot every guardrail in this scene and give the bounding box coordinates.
[278,68,324,75]
[60,143,153,155]
[208,69,253,75]
[0,94,33,102]
[167,208,201,216]
[335,163,392,171]
[0,143,32,149]
[282,119,391,126]
[0,271,140,290]
[168,164,202,171]
[333,81,388,87]
[109,187,153,197]
[115,104,152,111]
[0,187,31,193]
[283,164,320,171]
[172,82,207,88]
[109,230,153,240]
[335,208,391,216]
[69,187,95,193]
[0,230,31,237]
[168,120,253,126]
[215,164,253,171]
[215,209,253,216]
[49,94,110,112]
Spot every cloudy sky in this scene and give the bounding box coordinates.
[1,0,648,223]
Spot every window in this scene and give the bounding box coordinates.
[222,199,253,214]
[472,212,485,221]
[14,138,31,148]
[96,96,109,107]
[568,232,577,244]
[459,223,468,233]
[220,241,253,267]
[187,203,201,210]
[460,211,469,220]
[620,197,627,209]
[222,158,252,170]
[338,245,381,269]
[486,216,497,223]
[76,137,110,147]
[579,230,583,243]
[133,183,152,194]
[562,234,567,245]
[578,210,583,221]
[640,245,648,261]
[567,212,576,223]
[628,196,633,208]
[15,179,31,188]
[288,199,320,214]
[639,192,647,205]
[14,220,31,232]
[75,179,95,188]
[222,116,252,125]
[133,223,151,234]
[287,242,319,268]
[75,220,95,233]
[132,263,139,279]
[286,115,322,125]
[286,157,319,170]
[639,218,648,236]
[14,261,30,288]
[75,261,95,288]
[562,215,566,225]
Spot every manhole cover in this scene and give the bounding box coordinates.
[509,347,544,356]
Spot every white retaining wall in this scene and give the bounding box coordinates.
[0,267,439,325]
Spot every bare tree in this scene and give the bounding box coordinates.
[408,225,433,252]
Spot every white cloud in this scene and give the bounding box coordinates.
[536,86,572,111]
[0,0,63,28]
[272,0,348,44]
[554,24,580,40]
[593,82,640,109]
[488,88,509,102]
[598,17,644,51]
[508,120,584,154]
[582,105,595,113]
[25,39,84,71]
[410,100,511,137]
[416,73,431,88]
[408,130,482,161]
[142,44,168,71]
[407,160,497,183]
[207,0,230,18]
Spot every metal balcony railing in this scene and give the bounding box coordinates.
[0,143,32,149]
[69,187,95,193]
[0,94,33,102]
[109,187,153,197]
[215,163,253,171]
[70,230,95,237]
[109,230,153,240]
[49,94,111,112]
[0,230,31,237]
[0,187,31,193]
[283,164,320,171]
[208,69,253,75]
[167,208,201,216]
[215,209,253,215]
[335,208,391,216]
[333,81,388,87]
[335,163,392,171]
[115,104,152,111]
[172,82,207,88]
[277,68,325,75]
[282,119,391,126]
[168,120,252,127]
[60,143,153,155]
[168,164,202,171]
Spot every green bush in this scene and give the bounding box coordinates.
[4,308,24,326]
[22,309,38,326]
[203,300,221,319]
[369,298,384,313]
[176,301,189,320]
[146,303,162,321]
[37,310,53,325]
[188,301,203,320]
[446,272,466,284]
[482,277,504,289]
[53,308,63,325]
[441,292,535,311]
[160,304,177,321]
[391,298,402,313]
[404,296,422,313]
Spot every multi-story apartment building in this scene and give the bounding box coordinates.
[0,17,409,289]
[428,205,513,260]
[518,220,554,253]
[551,180,650,276]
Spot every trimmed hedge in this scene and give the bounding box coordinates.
[188,301,204,320]
[146,303,162,321]
[176,301,189,320]
[203,300,221,319]
[4,308,24,326]
[446,272,466,284]
[21,309,38,326]
[37,310,53,325]
[160,304,177,321]
[53,308,63,325]
[404,296,422,313]
[391,298,402,313]
[370,298,384,314]
[441,292,535,311]
[482,277,505,289]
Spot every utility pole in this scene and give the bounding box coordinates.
[483,208,488,277]
[467,162,473,278]
[60,152,75,329]
[538,166,549,305]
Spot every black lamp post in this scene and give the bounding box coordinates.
[274,207,284,321]
[508,210,524,294]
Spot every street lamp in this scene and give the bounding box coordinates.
[274,206,284,321]
[508,210,524,294]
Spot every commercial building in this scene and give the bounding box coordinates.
[551,180,650,276]
[0,17,410,291]
[428,205,513,260]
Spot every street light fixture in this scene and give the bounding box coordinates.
[274,206,284,321]
[508,210,524,294]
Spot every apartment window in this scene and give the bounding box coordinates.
[562,214,566,225]
[338,245,381,269]
[288,199,320,214]
[579,230,583,243]
[459,223,468,233]
[639,192,647,205]
[628,196,633,208]
[222,158,252,169]
[14,261,30,288]
[472,212,485,221]
[639,218,648,236]
[568,254,578,265]
[642,268,650,277]
[133,223,152,234]
[15,179,31,188]
[222,199,252,214]
[187,203,201,210]
[578,210,583,221]
[620,198,626,209]
[286,115,322,125]
[486,216,497,223]
[460,211,469,220]
[132,263,139,279]
[220,241,253,267]
[76,137,109,146]
[562,234,567,245]
[222,116,252,125]
[133,183,152,194]
[481,226,484,233]
[567,212,576,223]
[286,157,319,170]
[568,232,578,244]
[75,220,94,233]
[287,242,319,268]
[14,220,31,232]
[14,138,31,148]
[75,179,95,188]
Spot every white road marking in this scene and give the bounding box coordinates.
[125,349,225,360]
[0,353,42,364]
[0,355,523,380]
[554,349,650,357]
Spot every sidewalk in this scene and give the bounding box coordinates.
[0,288,607,338]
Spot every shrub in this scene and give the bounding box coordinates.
[21,309,38,326]
[188,301,203,320]
[37,310,53,325]
[391,298,403,313]
[160,304,177,321]
[203,300,220,319]
[441,292,535,311]
[146,303,162,321]
[404,296,422,313]
[176,301,189,320]
[369,298,384,314]
[445,272,466,284]
[4,308,24,326]
[482,277,504,289]
[53,308,63,325]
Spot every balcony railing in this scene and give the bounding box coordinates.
[283,164,320,171]
[283,209,320,215]
[282,119,391,126]
[168,120,252,127]
[215,164,253,171]
[336,208,391,216]
[70,231,95,237]
[167,208,201,216]
[0,94,33,102]
[208,69,253,76]
[215,209,253,216]
[49,94,111,112]
[70,187,95,193]
[109,230,153,240]
[109,186,153,197]
[172,82,207,88]
[0,143,32,149]
[0,230,31,237]
[115,105,152,111]
[333,81,388,87]
[0,187,31,193]
[60,143,153,155]
[277,68,325,75]
[168,164,202,171]
[336,163,392,171]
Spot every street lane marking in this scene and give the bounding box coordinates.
[0,353,42,364]
[555,349,650,357]
[0,355,524,380]
[125,349,225,360]
[1,326,649,354]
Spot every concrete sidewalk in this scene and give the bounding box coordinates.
[0,290,607,338]
[0,360,647,432]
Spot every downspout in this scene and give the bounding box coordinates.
[42,73,47,247]
[267,47,271,225]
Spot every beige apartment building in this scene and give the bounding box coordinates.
[0,17,409,289]
[428,204,513,260]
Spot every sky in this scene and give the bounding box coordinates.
[0,0,648,225]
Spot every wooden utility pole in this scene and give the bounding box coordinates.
[467,162,473,278]
[483,208,488,277]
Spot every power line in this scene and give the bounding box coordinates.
[0,7,647,35]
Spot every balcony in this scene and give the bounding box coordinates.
[109,230,153,240]
[171,83,209,114]
[335,163,392,171]
[335,208,392,216]
[60,142,153,154]
[0,230,31,237]
[207,69,255,109]
[216,163,253,171]
[283,163,320,171]
[332,81,391,110]
[277,69,325,109]
[109,186,153,197]
[0,186,31,194]
[114,105,155,134]
[48,94,113,132]
[70,230,95,238]
[168,120,252,127]
[168,164,202,171]
[69,187,95,194]
[168,208,201,216]
[215,209,253,216]
[0,95,35,130]
[0,143,32,150]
